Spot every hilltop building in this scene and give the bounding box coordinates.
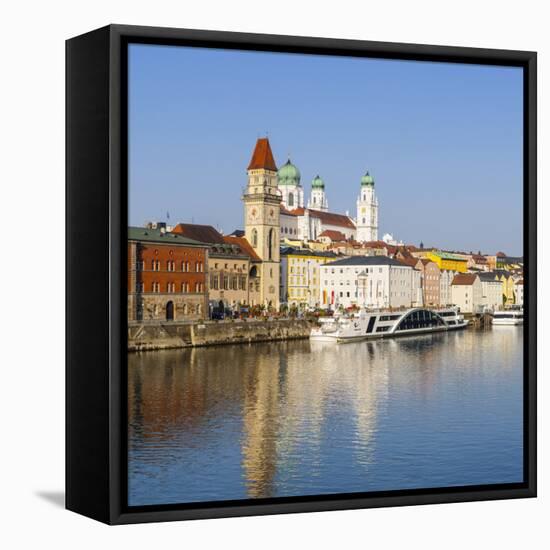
[426,250,468,273]
[275,152,379,243]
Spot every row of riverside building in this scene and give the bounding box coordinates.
[128,137,523,322]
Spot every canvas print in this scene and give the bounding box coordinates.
[126,44,524,507]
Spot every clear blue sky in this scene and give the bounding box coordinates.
[128,43,523,255]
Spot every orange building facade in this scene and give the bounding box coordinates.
[128,227,209,321]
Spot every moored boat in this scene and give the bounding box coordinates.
[310,307,468,343]
[492,308,523,326]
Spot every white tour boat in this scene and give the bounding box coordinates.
[310,307,468,343]
[492,308,524,326]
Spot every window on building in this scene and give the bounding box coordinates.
[210,274,218,290]
[268,229,275,260]
[252,229,258,248]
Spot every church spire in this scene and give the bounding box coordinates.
[247,137,277,171]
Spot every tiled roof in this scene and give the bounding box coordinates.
[451,273,479,286]
[172,223,226,244]
[280,246,338,259]
[222,235,261,261]
[318,229,347,241]
[290,207,355,229]
[420,258,436,266]
[280,206,298,217]
[247,137,277,171]
[128,226,207,247]
[359,240,392,249]
[398,257,421,268]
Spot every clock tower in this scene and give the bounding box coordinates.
[243,137,281,308]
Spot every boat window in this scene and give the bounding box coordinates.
[494,313,522,319]
[366,316,376,333]
[396,309,445,331]
[376,326,390,333]
[379,314,401,321]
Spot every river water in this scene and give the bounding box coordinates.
[128,327,523,506]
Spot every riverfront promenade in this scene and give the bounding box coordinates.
[128,318,315,351]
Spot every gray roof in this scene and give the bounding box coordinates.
[128,226,207,247]
[478,272,500,282]
[493,269,512,278]
[280,246,338,259]
[323,256,409,267]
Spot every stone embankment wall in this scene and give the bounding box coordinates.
[464,312,493,328]
[128,319,314,352]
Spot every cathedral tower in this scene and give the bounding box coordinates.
[307,175,328,212]
[356,171,378,242]
[277,159,303,209]
[243,138,281,308]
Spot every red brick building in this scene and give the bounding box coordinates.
[128,227,209,321]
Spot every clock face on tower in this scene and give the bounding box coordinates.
[248,207,258,223]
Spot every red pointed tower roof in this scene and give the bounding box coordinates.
[247,137,277,171]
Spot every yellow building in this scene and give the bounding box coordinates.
[426,251,468,273]
[307,240,331,252]
[494,270,516,305]
[280,247,338,308]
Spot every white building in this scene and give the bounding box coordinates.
[320,256,414,310]
[275,158,379,243]
[277,159,304,209]
[479,272,504,311]
[514,278,524,306]
[307,175,328,211]
[440,269,459,306]
[356,172,379,242]
[280,207,299,240]
[451,273,482,313]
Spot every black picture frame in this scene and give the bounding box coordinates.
[66,24,537,525]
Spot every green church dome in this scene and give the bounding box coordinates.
[312,175,325,189]
[361,171,375,186]
[277,159,301,186]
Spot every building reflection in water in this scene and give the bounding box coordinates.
[128,327,523,505]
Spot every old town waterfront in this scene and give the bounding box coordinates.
[128,138,524,328]
[128,326,523,506]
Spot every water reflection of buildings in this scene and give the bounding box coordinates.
[238,340,392,498]
[129,340,392,499]
[128,327,522,502]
